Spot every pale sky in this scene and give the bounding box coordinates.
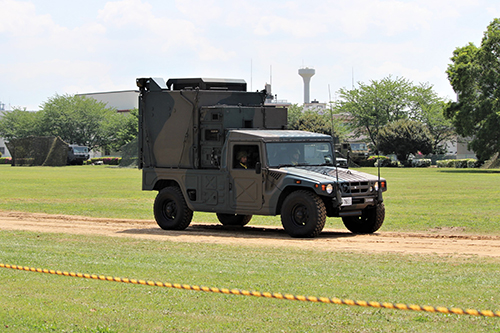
[1,0,500,110]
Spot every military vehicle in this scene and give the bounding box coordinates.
[137,77,387,238]
[67,145,90,165]
[338,142,370,166]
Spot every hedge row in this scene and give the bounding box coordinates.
[0,157,12,165]
[368,156,482,168]
[85,157,122,165]
[411,159,432,167]
[0,157,124,166]
[436,159,481,168]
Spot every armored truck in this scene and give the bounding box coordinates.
[137,77,387,238]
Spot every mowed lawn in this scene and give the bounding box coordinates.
[1,165,500,332]
[0,164,499,234]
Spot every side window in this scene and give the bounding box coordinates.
[233,144,260,169]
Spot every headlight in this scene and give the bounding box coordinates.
[373,182,379,191]
[326,184,333,194]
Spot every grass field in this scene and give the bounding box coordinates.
[1,165,500,332]
[1,230,500,332]
[1,164,499,233]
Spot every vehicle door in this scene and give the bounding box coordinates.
[228,143,263,210]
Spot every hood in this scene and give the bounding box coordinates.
[278,165,381,183]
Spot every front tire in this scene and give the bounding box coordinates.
[216,213,252,226]
[281,190,326,238]
[154,187,193,230]
[342,202,385,234]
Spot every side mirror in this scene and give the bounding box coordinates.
[255,162,262,174]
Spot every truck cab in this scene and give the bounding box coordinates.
[67,145,89,165]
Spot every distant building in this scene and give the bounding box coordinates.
[0,138,9,157]
[77,90,139,114]
[446,135,476,159]
[263,83,291,107]
[303,99,327,112]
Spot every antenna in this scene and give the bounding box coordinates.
[351,67,354,89]
[270,65,272,86]
[250,59,253,91]
[374,107,383,203]
[328,84,334,139]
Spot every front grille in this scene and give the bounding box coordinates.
[341,181,370,195]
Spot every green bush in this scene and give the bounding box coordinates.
[370,155,388,166]
[411,159,431,167]
[0,157,12,165]
[369,156,401,167]
[467,159,482,168]
[436,159,479,168]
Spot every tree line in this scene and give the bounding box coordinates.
[0,94,138,153]
[287,76,455,165]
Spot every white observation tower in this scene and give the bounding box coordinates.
[298,67,315,104]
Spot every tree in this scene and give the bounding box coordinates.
[446,18,500,161]
[0,108,41,140]
[411,84,455,155]
[378,119,433,165]
[104,108,139,152]
[335,76,414,148]
[38,94,122,151]
[335,76,451,153]
[287,104,350,143]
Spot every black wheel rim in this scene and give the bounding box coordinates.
[291,204,308,226]
[162,200,177,221]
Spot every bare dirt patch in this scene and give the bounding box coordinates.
[1,210,500,257]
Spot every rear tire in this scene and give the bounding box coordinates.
[216,213,252,226]
[342,202,385,234]
[281,190,326,238]
[154,187,193,230]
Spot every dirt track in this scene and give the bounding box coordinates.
[1,210,500,258]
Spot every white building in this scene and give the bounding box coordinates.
[77,90,139,114]
[303,100,327,112]
[445,136,476,159]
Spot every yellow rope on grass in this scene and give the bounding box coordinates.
[2,263,499,318]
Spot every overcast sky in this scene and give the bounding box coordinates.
[1,0,500,110]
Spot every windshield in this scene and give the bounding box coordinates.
[73,146,88,153]
[350,143,367,151]
[266,142,334,167]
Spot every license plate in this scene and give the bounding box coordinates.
[341,197,352,206]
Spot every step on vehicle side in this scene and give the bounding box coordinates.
[137,77,387,238]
